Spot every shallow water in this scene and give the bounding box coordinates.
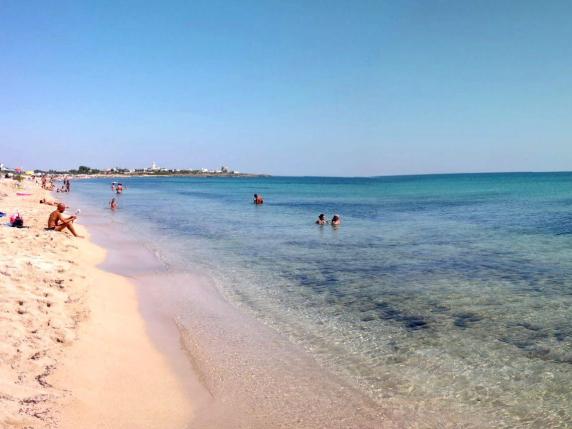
[66,173,572,427]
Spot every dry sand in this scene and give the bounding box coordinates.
[0,178,192,428]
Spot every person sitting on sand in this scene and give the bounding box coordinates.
[110,198,118,210]
[331,214,341,226]
[253,193,264,204]
[47,203,81,237]
[316,214,327,225]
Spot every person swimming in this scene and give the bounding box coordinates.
[316,213,327,225]
[331,214,341,226]
[253,194,264,204]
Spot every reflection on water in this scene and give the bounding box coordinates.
[68,173,572,427]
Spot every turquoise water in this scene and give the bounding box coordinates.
[69,173,572,427]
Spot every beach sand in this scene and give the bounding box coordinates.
[0,178,192,428]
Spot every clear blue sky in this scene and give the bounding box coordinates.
[1,0,571,176]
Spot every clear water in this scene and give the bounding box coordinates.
[67,173,572,427]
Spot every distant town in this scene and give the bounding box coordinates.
[0,162,268,178]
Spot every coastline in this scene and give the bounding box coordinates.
[6,173,568,428]
[0,178,192,428]
[57,176,493,428]
[46,173,270,181]
[62,179,395,428]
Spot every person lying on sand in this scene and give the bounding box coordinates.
[47,203,81,237]
[40,198,60,206]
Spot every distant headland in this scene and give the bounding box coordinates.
[0,161,270,178]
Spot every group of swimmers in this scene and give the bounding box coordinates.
[253,193,341,226]
[109,182,125,210]
[316,213,341,226]
[111,182,124,194]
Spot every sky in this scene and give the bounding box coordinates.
[1,0,571,176]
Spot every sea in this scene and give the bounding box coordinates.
[64,173,572,428]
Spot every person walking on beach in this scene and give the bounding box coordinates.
[47,203,81,237]
[253,193,264,204]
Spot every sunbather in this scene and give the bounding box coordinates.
[47,203,81,237]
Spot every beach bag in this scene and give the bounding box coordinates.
[10,213,24,228]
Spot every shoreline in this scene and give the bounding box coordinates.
[0,178,193,428]
[58,176,492,428]
[42,173,271,181]
[61,179,393,428]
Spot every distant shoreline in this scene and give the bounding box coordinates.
[65,172,271,180]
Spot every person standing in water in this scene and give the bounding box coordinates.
[253,194,264,204]
[331,214,341,226]
[110,198,118,210]
[316,214,327,225]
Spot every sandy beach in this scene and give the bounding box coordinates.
[0,178,192,428]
